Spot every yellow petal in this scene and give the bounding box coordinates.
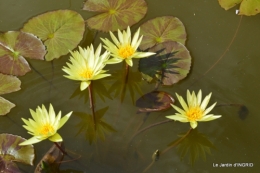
[80,81,90,91]
[48,133,63,142]
[19,136,42,146]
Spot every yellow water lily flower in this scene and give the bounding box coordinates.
[19,104,72,146]
[101,26,156,67]
[166,90,221,129]
[62,44,111,91]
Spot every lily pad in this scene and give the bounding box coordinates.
[136,91,174,113]
[22,10,85,61]
[218,0,260,16]
[0,97,15,116]
[0,31,46,76]
[240,0,260,15]
[0,134,35,172]
[0,73,21,95]
[83,0,148,32]
[35,143,64,173]
[218,0,242,10]
[139,16,187,50]
[139,41,191,85]
[0,73,21,116]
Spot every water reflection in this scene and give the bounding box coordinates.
[108,66,143,104]
[143,128,216,172]
[74,107,116,144]
[170,128,216,165]
[70,79,112,103]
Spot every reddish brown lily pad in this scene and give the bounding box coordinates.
[0,134,35,172]
[139,16,187,50]
[0,31,46,76]
[0,97,15,116]
[139,41,191,85]
[83,0,147,32]
[22,10,85,61]
[35,143,64,173]
[136,91,174,113]
[0,73,21,116]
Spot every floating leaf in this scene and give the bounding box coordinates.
[0,31,46,76]
[0,97,15,116]
[218,0,242,10]
[35,143,64,173]
[240,0,260,15]
[0,134,35,172]
[139,16,187,50]
[0,73,21,95]
[22,10,85,61]
[139,41,191,85]
[218,0,260,16]
[136,91,174,113]
[83,0,147,32]
[75,107,116,144]
[0,73,21,115]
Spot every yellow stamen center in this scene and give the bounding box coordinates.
[80,69,93,79]
[118,44,134,59]
[186,107,203,121]
[109,9,116,14]
[39,124,55,136]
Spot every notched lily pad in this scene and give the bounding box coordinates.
[83,0,147,32]
[136,91,174,113]
[22,10,85,61]
[218,0,260,16]
[0,31,46,76]
[0,134,35,172]
[0,97,15,116]
[139,41,191,85]
[0,73,21,116]
[139,16,187,50]
[0,73,21,95]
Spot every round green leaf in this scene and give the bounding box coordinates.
[218,0,243,10]
[83,0,147,32]
[22,10,85,61]
[0,134,35,169]
[0,31,46,76]
[139,41,191,85]
[0,73,21,95]
[136,91,174,113]
[0,97,15,116]
[139,16,187,50]
[240,0,260,16]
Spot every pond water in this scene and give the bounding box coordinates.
[1,0,260,172]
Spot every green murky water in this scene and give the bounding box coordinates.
[1,0,260,172]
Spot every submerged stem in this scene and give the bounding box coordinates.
[54,142,67,155]
[120,62,129,102]
[88,83,96,128]
[125,63,129,84]
[129,119,173,144]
